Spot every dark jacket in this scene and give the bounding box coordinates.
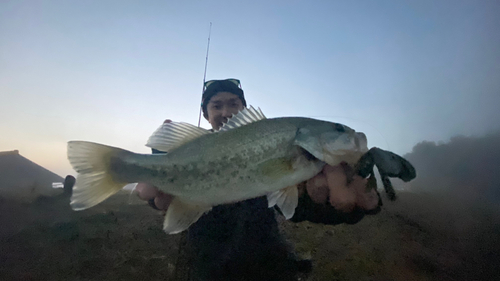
[185,191,370,281]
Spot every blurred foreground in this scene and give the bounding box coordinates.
[1,189,499,281]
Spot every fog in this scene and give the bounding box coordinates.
[403,131,500,206]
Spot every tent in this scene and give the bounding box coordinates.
[0,150,64,200]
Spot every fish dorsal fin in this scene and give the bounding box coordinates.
[146,122,210,152]
[267,185,299,219]
[163,198,212,234]
[219,106,266,132]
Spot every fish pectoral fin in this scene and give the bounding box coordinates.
[267,185,298,219]
[258,158,295,179]
[146,122,210,152]
[163,198,212,234]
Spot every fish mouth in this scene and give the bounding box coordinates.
[329,131,368,154]
[323,131,358,152]
[354,132,368,153]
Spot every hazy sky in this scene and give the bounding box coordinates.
[1,0,499,177]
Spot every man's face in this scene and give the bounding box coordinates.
[206,91,245,130]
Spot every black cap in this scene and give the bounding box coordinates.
[202,79,247,118]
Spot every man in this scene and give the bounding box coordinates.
[136,79,381,281]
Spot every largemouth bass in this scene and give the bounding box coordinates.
[68,106,369,234]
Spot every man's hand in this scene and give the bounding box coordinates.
[305,163,380,213]
[135,183,173,211]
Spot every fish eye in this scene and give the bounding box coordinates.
[333,123,345,132]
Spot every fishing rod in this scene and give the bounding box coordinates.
[198,22,212,127]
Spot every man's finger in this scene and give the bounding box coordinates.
[154,193,174,210]
[350,176,378,210]
[306,173,329,204]
[323,165,347,188]
[135,183,159,201]
[356,188,380,210]
[324,165,356,212]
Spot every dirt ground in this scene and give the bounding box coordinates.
[1,190,499,281]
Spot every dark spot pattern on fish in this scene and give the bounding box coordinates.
[151,168,159,177]
[109,156,171,183]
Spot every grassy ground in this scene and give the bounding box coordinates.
[1,191,499,281]
[0,193,182,281]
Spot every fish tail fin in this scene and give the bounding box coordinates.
[67,141,128,211]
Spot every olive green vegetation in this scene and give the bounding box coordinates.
[1,191,499,281]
